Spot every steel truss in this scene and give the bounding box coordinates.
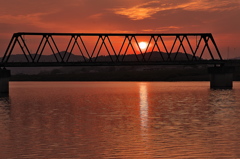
[1,32,222,67]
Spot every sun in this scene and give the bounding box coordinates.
[138,42,148,50]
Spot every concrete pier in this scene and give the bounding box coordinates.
[208,66,235,89]
[0,69,11,93]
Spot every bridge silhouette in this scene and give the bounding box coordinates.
[0,32,225,67]
[0,33,237,91]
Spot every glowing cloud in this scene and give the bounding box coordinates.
[113,0,240,20]
[0,12,59,29]
[113,1,161,20]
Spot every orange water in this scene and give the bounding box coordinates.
[0,82,240,158]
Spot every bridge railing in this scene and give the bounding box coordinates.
[1,33,222,66]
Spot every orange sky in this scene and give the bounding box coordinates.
[0,0,240,59]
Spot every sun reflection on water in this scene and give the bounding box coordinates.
[139,83,149,129]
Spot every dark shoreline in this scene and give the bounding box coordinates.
[9,66,240,81]
[9,70,210,81]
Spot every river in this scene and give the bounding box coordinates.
[0,82,240,158]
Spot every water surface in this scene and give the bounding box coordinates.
[0,82,240,158]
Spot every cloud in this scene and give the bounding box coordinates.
[182,0,240,11]
[142,26,181,32]
[88,13,104,19]
[0,10,71,32]
[113,0,240,20]
[0,13,44,25]
[113,1,168,20]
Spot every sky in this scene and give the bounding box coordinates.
[0,0,240,58]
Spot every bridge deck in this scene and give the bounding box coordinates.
[0,60,232,67]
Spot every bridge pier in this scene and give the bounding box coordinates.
[0,69,11,94]
[208,66,235,89]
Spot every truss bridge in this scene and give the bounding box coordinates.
[0,32,237,91]
[0,32,224,67]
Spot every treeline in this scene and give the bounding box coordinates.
[10,66,211,81]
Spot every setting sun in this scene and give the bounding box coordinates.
[139,42,148,50]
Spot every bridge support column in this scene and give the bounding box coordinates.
[0,69,11,94]
[208,66,235,89]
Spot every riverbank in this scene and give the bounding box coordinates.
[9,65,240,81]
[10,67,210,81]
